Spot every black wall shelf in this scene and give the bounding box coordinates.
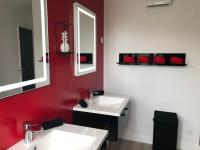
[80,53,93,64]
[117,53,187,67]
[59,51,74,55]
[117,63,187,66]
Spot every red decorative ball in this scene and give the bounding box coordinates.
[123,56,135,64]
[138,56,150,63]
[154,56,166,65]
[80,56,87,63]
[170,56,184,65]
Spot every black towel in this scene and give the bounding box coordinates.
[79,100,88,108]
[42,118,64,130]
[93,90,104,96]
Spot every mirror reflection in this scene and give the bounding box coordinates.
[0,0,50,99]
[79,12,95,69]
[74,3,96,76]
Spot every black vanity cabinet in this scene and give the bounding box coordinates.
[73,109,128,141]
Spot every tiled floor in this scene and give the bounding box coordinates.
[102,139,181,150]
[101,139,152,150]
[118,140,152,150]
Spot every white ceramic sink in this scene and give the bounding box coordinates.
[73,94,130,117]
[8,124,108,150]
[92,96,124,109]
[28,130,96,150]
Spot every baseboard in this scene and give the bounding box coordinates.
[120,133,153,145]
[120,133,197,150]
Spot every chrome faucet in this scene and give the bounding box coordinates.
[89,89,95,103]
[24,123,42,144]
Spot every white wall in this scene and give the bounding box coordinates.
[104,0,200,149]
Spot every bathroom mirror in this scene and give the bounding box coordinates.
[0,0,50,99]
[74,2,96,76]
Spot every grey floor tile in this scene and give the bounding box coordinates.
[101,139,152,150]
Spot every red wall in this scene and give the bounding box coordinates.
[0,0,104,149]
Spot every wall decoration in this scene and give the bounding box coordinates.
[137,54,153,65]
[79,53,93,64]
[118,53,187,66]
[60,30,69,53]
[121,54,136,64]
[55,22,74,55]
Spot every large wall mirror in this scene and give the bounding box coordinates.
[0,0,50,99]
[73,2,96,76]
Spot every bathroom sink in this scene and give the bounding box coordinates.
[8,124,108,150]
[73,94,130,117]
[28,130,96,150]
[92,96,124,109]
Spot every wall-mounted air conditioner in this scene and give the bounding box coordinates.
[145,0,172,7]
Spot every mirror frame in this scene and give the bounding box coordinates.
[0,0,49,94]
[73,2,96,76]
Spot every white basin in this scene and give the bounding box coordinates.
[8,124,108,150]
[92,96,124,109]
[73,94,130,117]
[28,130,96,150]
